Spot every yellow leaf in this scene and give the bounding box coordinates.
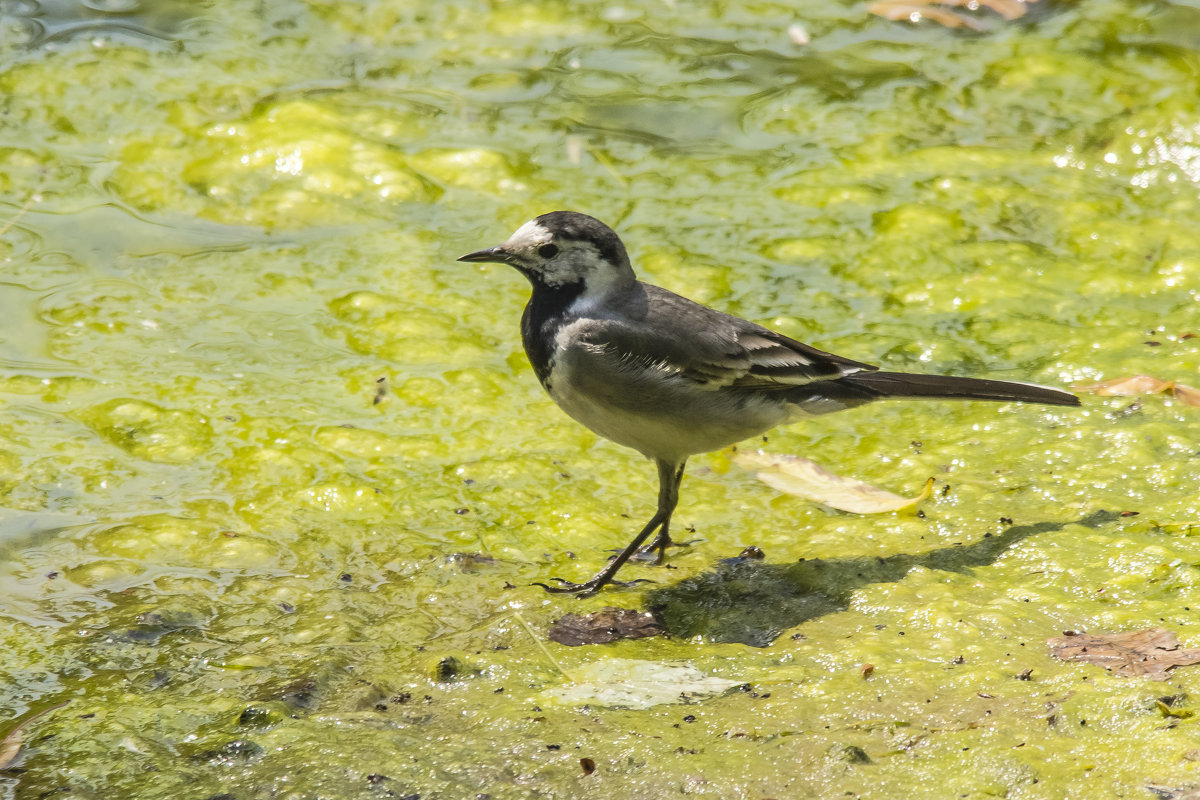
[868,0,1038,28]
[1075,374,1172,396]
[1173,384,1200,407]
[733,451,933,514]
[1075,375,1200,407]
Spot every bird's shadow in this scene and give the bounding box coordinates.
[643,510,1119,647]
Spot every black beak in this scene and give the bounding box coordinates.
[457,246,508,264]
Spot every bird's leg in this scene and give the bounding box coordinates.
[535,458,684,596]
[633,461,692,563]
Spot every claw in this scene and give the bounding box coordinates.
[531,576,654,596]
[530,580,597,596]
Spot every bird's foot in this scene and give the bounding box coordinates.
[531,575,654,597]
[628,532,700,564]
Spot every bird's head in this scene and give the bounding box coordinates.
[458,210,635,293]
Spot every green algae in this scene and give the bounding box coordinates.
[0,0,1199,798]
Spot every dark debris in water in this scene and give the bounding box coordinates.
[831,744,873,765]
[365,774,421,800]
[256,676,322,711]
[548,607,665,646]
[236,705,283,730]
[107,609,207,645]
[430,655,468,682]
[1148,785,1200,800]
[190,738,265,765]
[1046,628,1200,680]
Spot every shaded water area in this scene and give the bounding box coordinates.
[1,0,1200,797]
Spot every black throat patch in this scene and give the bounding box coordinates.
[520,276,585,387]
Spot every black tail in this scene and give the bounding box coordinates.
[842,371,1080,406]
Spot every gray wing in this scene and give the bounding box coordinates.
[575,283,878,391]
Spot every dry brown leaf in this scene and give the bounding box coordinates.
[0,731,18,771]
[868,0,1038,29]
[1046,628,1200,680]
[733,450,933,514]
[1174,384,1200,407]
[868,1,985,29]
[1076,374,1172,396]
[0,702,68,769]
[1076,374,1200,406]
[548,607,665,646]
[936,0,1031,20]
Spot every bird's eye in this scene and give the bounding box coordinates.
[538,243,560,259]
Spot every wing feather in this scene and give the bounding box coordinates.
[571,284,877,392]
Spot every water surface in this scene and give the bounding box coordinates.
[1,1,1199,797]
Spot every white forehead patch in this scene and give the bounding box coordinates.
[505,219,552,250]
[501,216,631,292]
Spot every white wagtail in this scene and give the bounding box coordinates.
[459,211,1080,596]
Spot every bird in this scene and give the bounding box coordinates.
[458,211,1080,596]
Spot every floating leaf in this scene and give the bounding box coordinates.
[1076,374,1171,396]
[0,730,20,771]
[544,659,743,709]
[868,0,1040,30]
[733,451,933,514]
[868,1,985,30]
[1075,375,1200,406]
[1174,384,1200,407]
[0,703,68,769]
[965,0,1033,20]
[1046,629,1200,680]
[548,607,665,646]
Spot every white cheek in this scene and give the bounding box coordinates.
[540,261,575,287]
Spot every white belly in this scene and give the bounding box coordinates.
[545,348,790,463]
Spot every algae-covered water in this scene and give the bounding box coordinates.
[1,0,1200,797]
